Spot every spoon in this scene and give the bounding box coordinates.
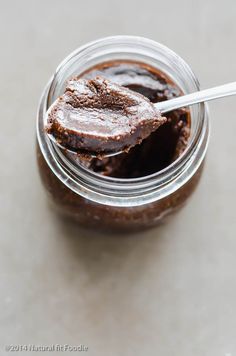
[45,81,236,157]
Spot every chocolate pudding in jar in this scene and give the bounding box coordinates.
[36,36,209,232]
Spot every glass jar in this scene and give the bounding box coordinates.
[36,36,209,232]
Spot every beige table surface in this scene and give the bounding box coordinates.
[1,1,236,355]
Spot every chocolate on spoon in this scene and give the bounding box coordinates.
[45,76,166,157]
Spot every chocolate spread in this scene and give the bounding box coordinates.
[37,60,199,232]
[46,76,166,155]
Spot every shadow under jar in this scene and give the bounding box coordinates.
[36,36,209,232]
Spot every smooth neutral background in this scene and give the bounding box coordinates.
[1,1,236,355]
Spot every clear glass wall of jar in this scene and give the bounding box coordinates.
[36,36,210,231]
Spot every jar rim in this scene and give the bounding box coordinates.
[37,35,209,206]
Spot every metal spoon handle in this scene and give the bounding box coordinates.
[155,81,236,114]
